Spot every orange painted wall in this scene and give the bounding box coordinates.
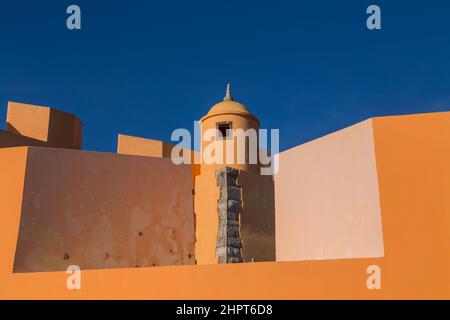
[12,147,195,272]
[6,102,50,142]
[194,172,220,265]
[47,108,83,149]
[200,113,260,174]
[1,111,450,299]
[117,133,201,195]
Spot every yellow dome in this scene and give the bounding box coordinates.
[200,84,258,124]
[205,100,251,117]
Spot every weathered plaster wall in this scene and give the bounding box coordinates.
[13,147,195,272]
[274,119,384,261]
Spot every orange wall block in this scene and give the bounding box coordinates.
[13,147,195,272]
[117,133,201,194]
[5,102,82,149]
[117,134,173,158]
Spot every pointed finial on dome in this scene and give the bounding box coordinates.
[223,83,234,101]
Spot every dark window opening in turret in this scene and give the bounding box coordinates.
[217,121,232,140]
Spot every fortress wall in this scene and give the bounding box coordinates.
[274,119,384,261]
[13,147,195,272]
[117,134,167,157]
[117,133,201,201]
[1,112,450,298]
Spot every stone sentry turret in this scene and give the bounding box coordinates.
[195,84,275,265]
[215,167,243,263]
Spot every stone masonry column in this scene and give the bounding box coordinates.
[215,167,243,263]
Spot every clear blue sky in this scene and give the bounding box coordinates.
[1,0,449,152]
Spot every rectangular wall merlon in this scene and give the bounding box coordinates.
[117,134,166,157]
[274,119,384,261]
[5,102,82,149]
[13,147,195,272]
[0,130,46,148]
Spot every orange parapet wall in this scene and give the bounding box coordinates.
[6,147,195,273]
[117,133,201,192]
[3,102,82,149]
[238,170,276,262]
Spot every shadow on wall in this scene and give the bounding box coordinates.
[6,123,22,136]
[238,170,276,262]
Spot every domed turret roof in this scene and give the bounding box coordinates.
[206,100,251,117]
[201,84,258,123]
